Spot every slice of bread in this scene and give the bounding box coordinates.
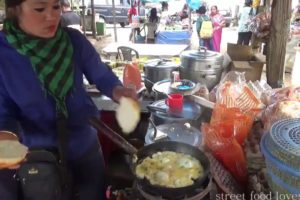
[0,140,28,167]
[116,97,141,134]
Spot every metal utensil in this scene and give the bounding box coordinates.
[148,118,169,142]
[147,105,184,118]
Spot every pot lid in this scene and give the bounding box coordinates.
[180,47,223,62]
[144,59,180,69]
[150,97,202,120]
[152,79,199,96]
[145,123,202,146]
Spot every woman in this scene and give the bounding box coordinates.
[145,8,159,43]
[237,1,253,45]
[196,5,214,50]
[0,0,137,200]
[210,5,225,52]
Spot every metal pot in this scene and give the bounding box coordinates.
[180,47,224,90]
[144,59,179,92]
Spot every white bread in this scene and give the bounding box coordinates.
[0,140,28,167]
[116,97,141,134]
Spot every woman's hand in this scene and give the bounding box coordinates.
[112,85,138,103]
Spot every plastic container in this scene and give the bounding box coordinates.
[96,22,106,36]
[260,133,300,190]
[165,93,183,111]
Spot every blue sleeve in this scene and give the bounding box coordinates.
[68,29,122,99]
[0,76,20,133]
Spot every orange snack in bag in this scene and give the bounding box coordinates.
[123,63,142,90]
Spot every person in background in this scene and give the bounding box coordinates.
[291,4,300,25]
[210,5,225,52]
[145,8,159,43]
[0,0,137,200]
[160,1,171,25]
[179,3,189,20]
[60,0,81,31]
[128,4,140,41]
[237,0,253,45]
[196,5,214,50]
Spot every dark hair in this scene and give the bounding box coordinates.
[61,0,71,7]
[149,8,158,23]
[211,5,218,11]
[245,0,252,7]
[5,0,24,7]
[197,6,206,14]
[162,2,168,11]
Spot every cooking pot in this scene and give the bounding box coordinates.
[143,59,179,92]
[89,118,210,199]
[180,47,224,90]
[148,97,202,127]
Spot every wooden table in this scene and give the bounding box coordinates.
[102,43,189,58]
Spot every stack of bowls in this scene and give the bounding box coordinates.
[260,119,300,194]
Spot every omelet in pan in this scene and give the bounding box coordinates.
[136,151,203,188]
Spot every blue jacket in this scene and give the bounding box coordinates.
[0,28,122,160]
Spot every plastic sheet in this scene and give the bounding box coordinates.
[155,30,191,45]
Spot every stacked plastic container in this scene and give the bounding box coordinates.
[260,119,300,194]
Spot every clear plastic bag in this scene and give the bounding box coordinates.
[215,72,263,112]
[260,86,300,106]
[262,100,300,131]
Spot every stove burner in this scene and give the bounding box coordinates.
[136,176,212,200]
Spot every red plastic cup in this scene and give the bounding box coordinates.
[166,93,183,111]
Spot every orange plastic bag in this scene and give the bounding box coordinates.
[202,122,248,186]
[123,63,142,90]
[211,104,256,145]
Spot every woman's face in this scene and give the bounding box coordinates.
[16,0,61,38]
[211,7,217,15]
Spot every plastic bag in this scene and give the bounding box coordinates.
[123,63,142,91]
[261,86,300,106]
[211,104,256,145]
[202,122,248,186]
[262,100,300,131]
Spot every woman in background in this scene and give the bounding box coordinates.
[237,0,253,45]
[146,8,159,43]
[210,5,225,52]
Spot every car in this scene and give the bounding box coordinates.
[86,0,145,28]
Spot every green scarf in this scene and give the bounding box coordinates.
[3,20,74,117]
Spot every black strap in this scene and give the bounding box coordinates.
[56,112,70,188]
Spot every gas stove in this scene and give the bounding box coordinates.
[107,177,213,200]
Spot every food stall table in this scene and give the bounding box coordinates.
[102,43,189,59]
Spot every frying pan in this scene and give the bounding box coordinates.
[89,118,210,199]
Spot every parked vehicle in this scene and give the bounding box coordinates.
[86,0,145,28]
